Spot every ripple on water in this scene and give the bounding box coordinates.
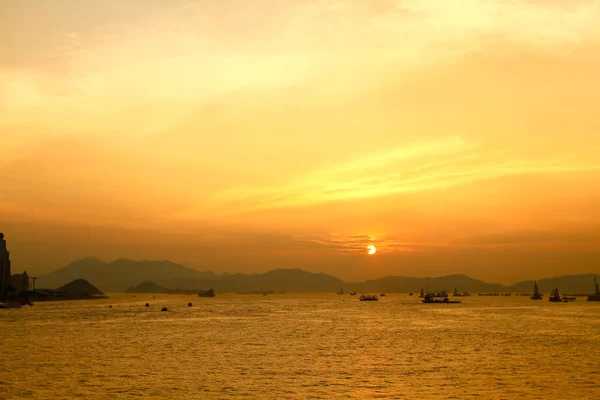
[1,294,600,399]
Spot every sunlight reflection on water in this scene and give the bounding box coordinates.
[1,294,599,399]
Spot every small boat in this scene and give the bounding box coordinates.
[421,294,460,304]
[587,278,600,302]
[453,288,471,297]
[198,289,216,298]
[531,282,543,300]
[562,297,576,302]
[549,288,562,302]
[349,292,357,296]
[380,293,386,297]
[408,292,413,296]
[359,294,378,301]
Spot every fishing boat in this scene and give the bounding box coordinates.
[359,294,378,301]
[548,288,562,302]
[421,293,461,304]
[337,288,344,295]
[531,282,543,300]
[197,289,216,298]
[587,278,600,301]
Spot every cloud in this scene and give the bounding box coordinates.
[211,136,600,212]
[453,227,600,250]
[295,233,414,254]
[2,0,600,141]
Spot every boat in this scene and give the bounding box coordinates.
[420,289,448,298]
[197,289,216,298]
[421,293,461,304]
[408,292,413,296]
[349,292,357,296]
[452,288,471,297]
[359,294,378,301]
[562,297,576,302]
[531,282,543,300]
[548,288,562,302]
[337,288,344,295]
[586,278,600,301]
[380,293,386,297]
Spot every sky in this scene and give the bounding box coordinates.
[1,0,600,283]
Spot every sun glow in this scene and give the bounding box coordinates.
[367,245,377,255]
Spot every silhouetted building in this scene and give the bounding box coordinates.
[11,271,29,292]
[0,233,12,297]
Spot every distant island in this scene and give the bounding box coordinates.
[34,257,600,294]
[125,281,197,294]
[24,279,108,301]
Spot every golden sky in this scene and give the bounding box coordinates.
[2,0,600,282]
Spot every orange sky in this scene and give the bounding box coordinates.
[2,0,600,283]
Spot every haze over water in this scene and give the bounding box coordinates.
[2,294,599,399]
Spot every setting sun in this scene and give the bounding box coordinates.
[367,245,377,255]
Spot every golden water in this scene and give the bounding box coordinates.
[1,294,599,399]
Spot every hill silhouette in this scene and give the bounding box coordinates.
[125,281,170,294]
[57,279,104,296]
[350,274,507,293]
[38,257,216,291]
[507,274,600,294]
[38,257,600,293]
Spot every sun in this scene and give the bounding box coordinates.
[367,245,377,255]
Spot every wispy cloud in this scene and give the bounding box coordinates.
[296,233,412,254]
[453,227,600,249]
[211,136,600,212]
[3,0,600,141]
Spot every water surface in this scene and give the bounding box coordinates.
[1,294,599,399]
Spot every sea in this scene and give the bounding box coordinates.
[1,293,599,399]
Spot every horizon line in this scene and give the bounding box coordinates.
[26,256,600,287]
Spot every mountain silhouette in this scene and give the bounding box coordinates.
[507,274,600,294]
[57,279,105,296]
[37,257,599,293]
[125,281,171,294]
[38,257,216,291]
[350,274,507,293]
